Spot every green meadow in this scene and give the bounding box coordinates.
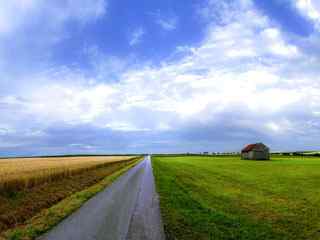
[152,155,320,240]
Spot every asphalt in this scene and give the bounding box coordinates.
[38,156,165,240]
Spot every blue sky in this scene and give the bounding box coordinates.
[0,0,320,156]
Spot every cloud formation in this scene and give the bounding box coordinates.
[0,0,320,155]
[0,0,106,35]
[295,0,320,28]
[129,28,145,46]
[156,17,177,31]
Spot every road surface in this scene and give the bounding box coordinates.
[39,156,165,240]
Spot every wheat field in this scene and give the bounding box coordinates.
[0,156,135,193]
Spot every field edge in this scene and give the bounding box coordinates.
[1,156,144,240]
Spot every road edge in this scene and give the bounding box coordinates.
[1,157,144,240]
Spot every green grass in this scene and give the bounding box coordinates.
[152,155,320,240]
[1,158,142,240]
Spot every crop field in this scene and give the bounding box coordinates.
[0,155,139,234]
[0,156,133,193]
[152,155,320,240]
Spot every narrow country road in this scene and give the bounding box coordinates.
[39,156,165,240]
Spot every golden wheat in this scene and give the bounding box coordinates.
[0,156,135,192]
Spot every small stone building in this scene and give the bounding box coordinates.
[241,143,270,160]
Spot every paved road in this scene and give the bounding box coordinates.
[39,156,165,240]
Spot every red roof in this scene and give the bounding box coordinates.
[241,144,257,153]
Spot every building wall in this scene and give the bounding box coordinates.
[242,150,270,160]
[254,150,269,160]
[241,152,249,159]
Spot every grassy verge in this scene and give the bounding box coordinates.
[152,155,320,240]
[1,157,142,240]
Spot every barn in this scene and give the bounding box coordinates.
[241,143,270,160]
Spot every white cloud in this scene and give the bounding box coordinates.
[295,0,320,29]
[24,83,119,124]
[156,17,177,31]
[260,28,299,57]
[0,0,107,36]
[296,0,320,20]
[1,0,320,150]
[105,122,150,132]
[150,10,178,31]
[0,0,38,34]
[0,0,108,79]
[129,28,145,46]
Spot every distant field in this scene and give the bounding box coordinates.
[0,156,133,193]
[152,155,320,240]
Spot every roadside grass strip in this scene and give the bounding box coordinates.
[1,157,143,240]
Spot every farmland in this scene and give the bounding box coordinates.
[0,156,133,193]
[152,155,320,240]
[0,155,139,236]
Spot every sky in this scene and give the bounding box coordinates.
[0,0,320,156]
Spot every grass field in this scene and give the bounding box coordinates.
[0,156,139,235]
[152,155,320,240]
[0,156,133,193]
